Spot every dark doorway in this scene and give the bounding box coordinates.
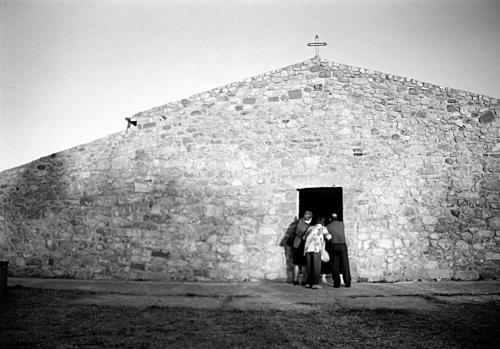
[298,187,343,223]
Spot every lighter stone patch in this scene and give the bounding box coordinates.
[232,179,243,186]
[489,216,500,230]
[134,183,153,192]
[422,215,439,225]
[427,268,453,280]
[437,239,453,250]
[424,261,439,270]
[204,205,223,217]
[453,270,479,280]
[150,204,162,215]
[394,239,404,249]
[358,232,370,240]
[242,160,253,169]
[304,156,320,169]
[352,77,368,85]
[15,258,25,267]
[258,226,276,236]
[111,156,130,169]
[455,240,469,250]
[485,252,500,260]
[335,127,352,135]
[229,244,245,256]
[377,239,393,249]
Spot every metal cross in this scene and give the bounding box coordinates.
[307,35,327,57]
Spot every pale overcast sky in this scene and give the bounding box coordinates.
[1,0,499,171]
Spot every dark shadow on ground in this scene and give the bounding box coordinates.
[1,287,499,349]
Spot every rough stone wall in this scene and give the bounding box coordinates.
[1,57,499,282]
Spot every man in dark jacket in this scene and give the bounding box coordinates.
[325,213,351,288]
[292,210,313,285]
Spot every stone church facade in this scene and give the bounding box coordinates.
[1,57,499,282]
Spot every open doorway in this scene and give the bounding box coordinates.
[297,187,343,223]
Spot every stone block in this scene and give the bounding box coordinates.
[437,239,452,250]
[359,269,384,282]
[481,176,500,191]
[288,89,302,99]
[204,205,223,218]
[427,268,453,280]
[424,261,439,270]
[319,70,331,78]
[361,240,372,251]
[81,256,98,268]
[488,216,500,230]
[134,183,153,193]
[335,127,352,135]
[394,239,404,249]
[484,159,500,173]
[207,235,217,244]
[79,194,93,206]
[377,239,393,250]
[14,258,25,267]
[460,231,473,241]
[309,65,322,72]
[130,263,145,271]
[248,269,266,279]
[151,250,170,259]
[243,98,256,104]
[111,156,131,169]
[453,270,479,281]
[485,252,500,260]
[352,78,368,85]
[258,226,276,236]
[416,110,427,118]
[477,229,494,238]
[372,248,386,256]
[479,110,496,123]
[358,232,369,240]
[454,240,469,250]
[215,244,228,254]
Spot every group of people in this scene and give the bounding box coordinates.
[286,211,351,289]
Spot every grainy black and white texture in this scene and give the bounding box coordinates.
[0,57,499,282]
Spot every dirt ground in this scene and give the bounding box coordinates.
[1,278,499,348]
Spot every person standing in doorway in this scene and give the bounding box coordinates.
[326,213,351,288]
[291,210,313,285]
[303,216,328,289]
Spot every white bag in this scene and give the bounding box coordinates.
[320,248,330,263]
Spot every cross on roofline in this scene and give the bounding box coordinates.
[307,34,327,58]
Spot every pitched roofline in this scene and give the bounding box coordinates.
[128,56,498,127]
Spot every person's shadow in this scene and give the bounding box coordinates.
[279,217,298,283]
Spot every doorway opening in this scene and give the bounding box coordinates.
[297,187,343,223]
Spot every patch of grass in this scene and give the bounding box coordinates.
[1,287,499,348]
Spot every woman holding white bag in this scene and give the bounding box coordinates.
[303,216,330,289]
